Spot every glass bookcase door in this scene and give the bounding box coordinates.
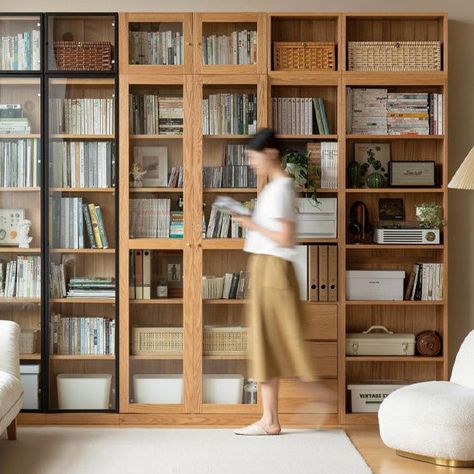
[0,76,42,409]
[46,77,117,411]
[0,15,42,72]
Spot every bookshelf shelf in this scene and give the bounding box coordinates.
[346,356,444,363]
[50,298,116,304]
[50,188,115,193]
[343,71,447,86]
[20,353,41,361]
[345,300,445,306]
[346,134,445,140]
[201,239,245,250]
[203,299,247,305]
[50,355,116,360]
[0,248,41,254]
[50,134,115,140]
[129,298,183,305]
[204,188,257,193]
[130,134,183,140]
[277,134,338,140]
[0,133,40,139]
[0,188,40,192]
[203,134,252,140]
[0,297,40,303]
[345,188,444,194]
[130,354,183,360]
[128,239,185,250]
[49,248,116,254]
[129,187,183,193]
[346,244,444,250]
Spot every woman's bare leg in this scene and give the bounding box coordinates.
[259,377,281,433]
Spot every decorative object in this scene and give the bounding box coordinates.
[416,330,442,356]
[156,280,168,298]
[130,162,147,187]
[18,218,32,248]
[347,158,362,188]
[0,209,25,246]
[354,143,390,188]
[273,42,336,71]
[132,146,168,187]
[389,161,436,187]
[448,145,474,190]
[378,198,405,221]
[379,330,474,467]
[416,203,444,229]
[374,228,440,245]
[348,201,372,243]
[160,253,183,298]
[243,379,258,404]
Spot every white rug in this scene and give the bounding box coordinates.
[0,427,372,474]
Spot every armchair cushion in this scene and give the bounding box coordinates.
[0,372,23,429]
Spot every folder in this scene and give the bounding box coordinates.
[142,250,151,300]
[318,245,328,301]
[294,245,308,300]
[328,245,338,302]
[135,250,143,299]
[308,245,319,301]
[129,250,136,300]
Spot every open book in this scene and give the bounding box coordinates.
[213,196,252,216]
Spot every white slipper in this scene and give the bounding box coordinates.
[233,423,280,436]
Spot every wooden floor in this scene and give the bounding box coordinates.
[346,426,474,473]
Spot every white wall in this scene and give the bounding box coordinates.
[7,0,474,368]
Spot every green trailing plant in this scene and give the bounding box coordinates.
[360,146,389,188]
[416,203,445,229]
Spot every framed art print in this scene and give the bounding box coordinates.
[132,146,168,187]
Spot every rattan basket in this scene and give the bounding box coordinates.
[132,327,183,356]
[20,329,39,354]
[273,42,336,71]
[53,41,113,71]
[203,326,248,356]
[348,41,441,71]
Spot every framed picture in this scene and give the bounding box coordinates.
[132,146,168,187]
[389,161,436,187]
[354,143,391,188]
[378,198,405,221]
[159,253,183,297]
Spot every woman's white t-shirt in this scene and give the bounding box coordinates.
[244,176,296,261]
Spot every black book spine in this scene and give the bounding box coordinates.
[229,272,240,299]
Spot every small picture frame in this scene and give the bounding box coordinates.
[378,198,405,221]
[132,146,168,187]
[160,253,183,298]
[389,161,436,187]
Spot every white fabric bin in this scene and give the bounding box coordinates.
[20,364,40,410]
[133,374,183,404]
[57,374,112,409]
[346,270,405,300]
[203,374,244,404]
[349,382,409,413]
[295,198,337,238]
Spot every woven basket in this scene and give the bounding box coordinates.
[273,42,336,71]
[20,329,39,354]
[348,41,441,71]
[53,41,113,71]
[203,326,248,356]
[132,327,183,356]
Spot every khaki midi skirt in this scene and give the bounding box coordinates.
[246,253,316,383]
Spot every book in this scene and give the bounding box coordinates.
[88,203,103,249]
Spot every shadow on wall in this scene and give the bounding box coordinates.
[448,19,474,371]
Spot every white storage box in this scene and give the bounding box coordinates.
[57,374,112,409]
[133,374,183,404]
[346,270,405,300]
[203,374,244,404]
[348,381,409,413]
[346,325,415,356]
[20,364,40,410]
[295,197,337,238]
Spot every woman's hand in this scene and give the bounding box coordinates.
[232,214,255,230]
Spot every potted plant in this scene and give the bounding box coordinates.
[282,149,320,203]
[416,203,445,229]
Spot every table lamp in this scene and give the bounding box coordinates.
[449,146,474,189]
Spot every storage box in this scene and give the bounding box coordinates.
[133,374,183,404]
[346,326,415,356]
[57,374,112,409]
[348,381,409,412]
[20,364,40,410]
[295,198,337,238]
[346,270,405,300]
[203,374,244,404]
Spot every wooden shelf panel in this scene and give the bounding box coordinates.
[204,188,257,193]
[347,134,445,140]
[49,248,115,254]
[50,355,115,360]
[130,187,183,193]
[203,299,247,304]
[0,297,40,303]
[343,71,447,86]
[129,239,185,250]
[346,188,444,193]
[50,188,115,193]
[201,239,244,249]
[0,187,40,192]
[346,356,444,362]
[297,238,339,244]
[0,134,40,139]
[0,248,41,254]
[50,298,116,304]
[130,299,183,305]
[50,134,115,140]
[20,353,41,360]
[130,134,183,140]
[276,134,338,140]
[49,78,115,86]
[346,244,444,250]
[345,300,445,306]
[130,354,183,360]
[203,135,251,140]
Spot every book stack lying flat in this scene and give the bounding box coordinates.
[167,165,184,187]
[206,198,256,238]
[202,93,257,135]
[306,142,338,189]
[50,197,109,249]
[0,104,31,133]
[67,277,115,299]
[50,313,115,355]
[170,211,184,238]
[387,93,429,135]
[346,88,388,134]
[405,263,444,301]
[202,270,249,299]
[0,139,40,187]
[129,198,170,238]
[51,142,115,188]
[0,29,40,70]
[0,256,41,298]
[129,29,184,65]
[49,98,114,135]
[271,97,330,135]
[202,30,257,65]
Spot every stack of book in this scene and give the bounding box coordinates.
[49,98,115,135]
[49,262,66,298]
[129,94,184,135]
[167,165,184,187]
[50,197,109,249]
[405,263,444,301]
[202,30,257,65]
[202,93,257,135]
[271,97,330,135]
[129,198,170,238]
[51,141,115,188]
[387,93,430,135]
[346,88,388,134]
[0,104,31,133]
[0,29,41,70]
[0,256,41,298]
[67,277,115,299]
[129,29,184,65]
[0,138,40,187]
[50,313,115,355]
[205,198,256,238]
[202,270,249,299]
[170,211,184,238]
[306,142,338,189]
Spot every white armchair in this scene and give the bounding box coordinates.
[0,320,24,440]
[379,330,474,467]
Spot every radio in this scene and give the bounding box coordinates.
[0,209,25,246]
[374,228,440,245]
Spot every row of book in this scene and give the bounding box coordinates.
[49,313,115,355]
[50,197,109,249]
[51,141,115,188]
[224,143,249,165]
[202,30,257,65]
[129,198,171,238]
[1,30,41,71]
[129,30,184,65]
[202,93,257,135]
[202,270,249,299]
[167,165,184,188]
[405,263,444,301]
[0,139,40,187]
[203,165,257,188]
[271,97,331,135]
[49,98,115,135]
[306,142,338,189]
[346,88,443,135]
[0,256,41,298]
[129,94,183,135]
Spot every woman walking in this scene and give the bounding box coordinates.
[233,128,315,436]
